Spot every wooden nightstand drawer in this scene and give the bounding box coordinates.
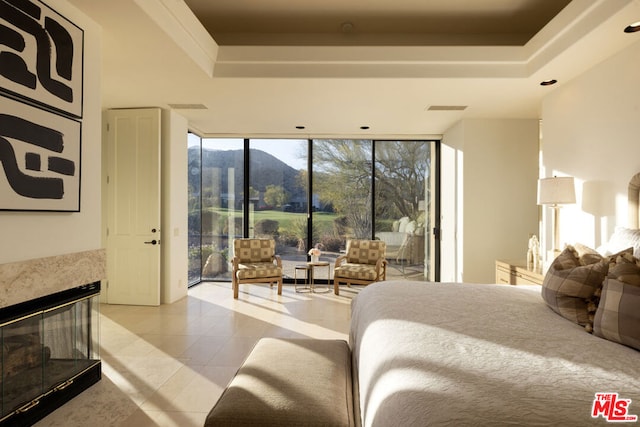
[495,259,545,286]
[495,267,512,285]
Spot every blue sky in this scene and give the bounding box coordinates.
[197,137,307,170]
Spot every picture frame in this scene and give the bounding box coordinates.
[0,94,81,212]
[0,0,84,118]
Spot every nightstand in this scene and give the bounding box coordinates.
[495,259,545,286]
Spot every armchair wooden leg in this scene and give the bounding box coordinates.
[333,280,340,295]
[277,279,282,295]
[233,277,239,299]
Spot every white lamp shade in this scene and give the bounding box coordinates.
[537,176,576,205]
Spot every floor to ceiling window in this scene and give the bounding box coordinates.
[313,140,373,240]
[187,133,201,285]
[374,141,433,279]
[188,136,439,286]
[188,137,244,284]
[248,139,309,278]
[311,140,373,282]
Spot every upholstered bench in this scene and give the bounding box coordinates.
[204,338,354,427]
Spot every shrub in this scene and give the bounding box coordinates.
[320,236,343,252]
[255,219,279,237]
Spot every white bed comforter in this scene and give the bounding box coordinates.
[350,281,640,426]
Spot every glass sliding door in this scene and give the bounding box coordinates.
[312,139,373,247]
[374,141,433,279]
[187,133,202,285]
[200,138,245,281]
[187,136,438,286]
[249,139,308,278]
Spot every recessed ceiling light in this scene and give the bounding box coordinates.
[360,126,370,130]
[295,126,305,130]
[341,21,354,33]
[624,21,640,33]
[540,79,558,86]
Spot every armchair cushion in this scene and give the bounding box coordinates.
[234,239,276,263]
[334,263,379,281]
[345,240,386,265]
[236,262,282,280]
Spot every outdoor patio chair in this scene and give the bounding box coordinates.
[232,238,283,298]
[333,239,387,295]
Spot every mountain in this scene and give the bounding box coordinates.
[188,147,305,206]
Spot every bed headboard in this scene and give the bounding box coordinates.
[629,172,640,228]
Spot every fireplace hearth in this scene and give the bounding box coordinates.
[0,282,101,426]
[0,250,105,426]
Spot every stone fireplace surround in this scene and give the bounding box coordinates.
[0,249,106,309]
[0,249,106,425]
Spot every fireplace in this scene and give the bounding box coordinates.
[0,250,105,426]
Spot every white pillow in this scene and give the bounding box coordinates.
[405,221,417,234]
[601,227,640,258]
[397,217,410,233]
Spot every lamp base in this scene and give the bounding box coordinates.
[545,249,561,270]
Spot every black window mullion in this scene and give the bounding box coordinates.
[371,140,376,240]
[434,140,441,281]
[307,139,313,259]
[199,135,203,284]
[243,139,250,237]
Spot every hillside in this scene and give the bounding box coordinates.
[188,147,306,207]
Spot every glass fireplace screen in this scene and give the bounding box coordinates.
[1,291,100,419]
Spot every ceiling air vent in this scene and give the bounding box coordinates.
[168,103,208,110]
[427,105,467,111]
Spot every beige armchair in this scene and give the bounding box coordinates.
[232,239,283,299]
[333,239,387,295]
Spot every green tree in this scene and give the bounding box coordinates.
[313,140,372,238]
[375,141,429,221]
[312,140,429,237]
[264,184,288,207]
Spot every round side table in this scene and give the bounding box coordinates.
[294,264,311,292]
[308,261,330,293]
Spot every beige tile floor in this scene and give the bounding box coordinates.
[35,282,357,427]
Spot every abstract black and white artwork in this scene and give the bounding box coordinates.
[0,94,81,211]
[0,0,84,118]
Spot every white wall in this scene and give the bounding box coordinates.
[440,124,463,282]
[442,119,539,283]
[540,38,640,255]
[0,1,102,264]
[161,110,189,304]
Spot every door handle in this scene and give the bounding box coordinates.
[144,239,158,245]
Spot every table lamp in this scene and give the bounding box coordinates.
[537,176,576,255]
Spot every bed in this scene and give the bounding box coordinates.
[350,280,640,426]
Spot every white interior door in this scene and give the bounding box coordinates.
[106,108,161,305]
